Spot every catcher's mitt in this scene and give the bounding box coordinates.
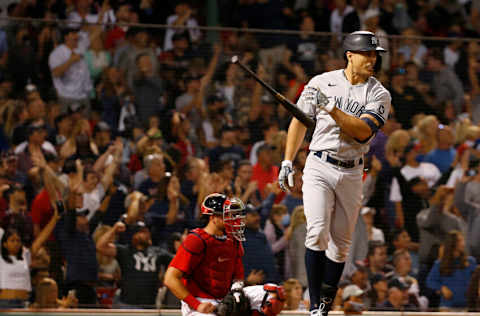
[215,289,251,316]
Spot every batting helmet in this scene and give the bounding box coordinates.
[343,31,386,53]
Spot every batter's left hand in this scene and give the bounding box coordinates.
[278,160,294,191]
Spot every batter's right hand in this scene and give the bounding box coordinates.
[197,302,216,313]
[279,160,295,191]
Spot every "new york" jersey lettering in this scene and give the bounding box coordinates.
[332,96,365,117]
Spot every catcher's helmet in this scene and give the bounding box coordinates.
[201,194,246,241]
[201,193,227,216]
[343,31,386,53]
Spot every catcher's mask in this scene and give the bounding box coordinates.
[224,197,246,242]
[200,193,246,242]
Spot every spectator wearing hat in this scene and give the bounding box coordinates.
[242,204,279,284]
[361,207,384,242]
[252,143,278,200]
[96,217,173,308]
[49,113,72,150]
[426,47,464,113]
[387,249,428,310]
[14,120,57,174]
[380,278,417,311]
[48,28,92,114]
[342,284,365,314]
[388,140,441,238]
[248,92,278,144]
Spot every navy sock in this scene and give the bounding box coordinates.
[323,256,345,289]
[305,248,326,311]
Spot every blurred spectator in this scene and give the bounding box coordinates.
[330,0,354,36]
[250,122,279,166]
[390,68,433,130]
[426,230,477,310]
[0,208,59,308]
[283,278,308,311]
[388,140,441,238]
[84,33,111,85]
[426,48,464,114]
[163,2,201,51]
[396,28,428,67]
[423,125,456,174]
[286,205,307,287]
[132,53,164,125]
[264,204,291,279]
[1,187,34,247]
[207,126,245,171]
[104,4,132,51]
[92,225,120,288]
[342,284,365,314]
[233,160,259,206]
[467,266,480,311]
[49,28,92,113]
[67,0,115,29]
[380,278,417,311]
[365,274,388,310]
[386,249,428,310]
[342,0,370,33]
[15,120,57,174]
[361,207,384,242]
[390,228,419,278]
[365,241,392,279]
[350,266,369,292]
[96,220,173,308]
[252,144,278,200]
[30,278,78,309]
[242,205,279,284]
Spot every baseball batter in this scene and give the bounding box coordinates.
[278,31,391,316]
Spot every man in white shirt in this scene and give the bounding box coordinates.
[163,2,201,51]
[48,28,92,114]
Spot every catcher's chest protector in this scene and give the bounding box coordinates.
[189,229,241,298]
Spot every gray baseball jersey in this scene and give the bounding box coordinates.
[297,69,391,262]
[297,69,391,160]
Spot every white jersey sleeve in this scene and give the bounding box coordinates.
[362,80,391,127]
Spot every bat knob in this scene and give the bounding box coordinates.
[231,55,239,64]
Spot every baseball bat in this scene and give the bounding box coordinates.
[231,56,315,129]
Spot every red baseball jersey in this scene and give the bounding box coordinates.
[169,228,244,299]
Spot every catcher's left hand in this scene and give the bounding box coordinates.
[215,289,251,316]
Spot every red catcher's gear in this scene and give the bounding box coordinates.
[169,228,244,299]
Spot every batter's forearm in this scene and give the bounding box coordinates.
[284,118,307,161]
[329,108,372,141]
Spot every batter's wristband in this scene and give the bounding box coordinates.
[184,294,201,310]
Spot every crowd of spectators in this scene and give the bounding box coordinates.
[1,0,480,313]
